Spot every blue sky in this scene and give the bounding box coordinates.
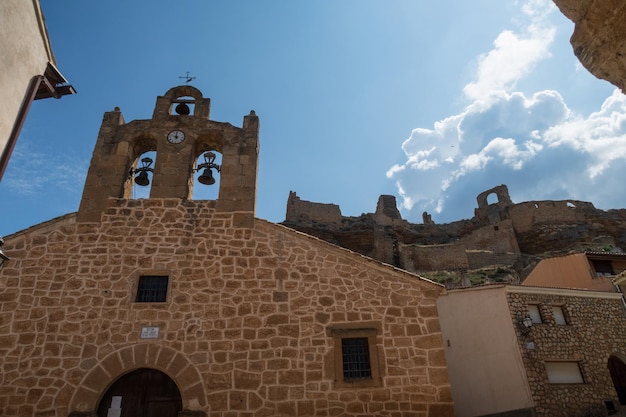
[1,0,622,236]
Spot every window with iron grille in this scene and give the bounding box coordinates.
[328,325,381,388]
[342,337,372,380]
[136,275,168,302]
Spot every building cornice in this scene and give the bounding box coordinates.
[31,0,56,64]
[506,285,622,299]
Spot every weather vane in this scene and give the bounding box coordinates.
[179,71,196,85]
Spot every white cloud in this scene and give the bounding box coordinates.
[463,1,555,101]
[3,141,87,196]
[543,89,626,178]
[388,0,626,223]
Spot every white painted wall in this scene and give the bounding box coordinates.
[0,0,54,166]
[437,286,534,417]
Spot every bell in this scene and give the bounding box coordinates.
[198,168,216,185]
[175,102,190,115]
[134,171,150,186]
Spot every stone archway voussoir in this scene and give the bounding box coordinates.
[68,344,206,413]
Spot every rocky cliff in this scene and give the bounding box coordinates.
[282,1,626,286]
[553,0,626,92]
[281,186,626,287]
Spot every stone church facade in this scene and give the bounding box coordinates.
[0,86,453,417]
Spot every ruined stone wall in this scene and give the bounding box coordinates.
[507,200,594,234]
[507,288,626,416]
[401,243,469,273]
[285,191,343,225]
[0,199,453,417]
[401,220,520,273]
[373,195,405,226]
[283,186,626,278]
[463,220,520,254]
[466,251,520,271]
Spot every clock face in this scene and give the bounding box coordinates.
[167,130,185,144]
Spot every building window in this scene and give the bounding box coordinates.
[528,304,542,324]
[552,305,567,325]
[342,338,372,380]
[545,361,584,384]
[328,324,382,388]
[136,275,169,302]
[591,259,614,277]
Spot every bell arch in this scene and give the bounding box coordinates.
[162,85,204,102]
[153,85,210,119]
[67,344,207,414]
[129,134,158,160]
[192,150,222,200]
[128,151,156,199]
[125,135,158,199]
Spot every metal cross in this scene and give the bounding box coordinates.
[179,72,196,84]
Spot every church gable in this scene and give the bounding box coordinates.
[1,198,452,416]
[0,86,453,417]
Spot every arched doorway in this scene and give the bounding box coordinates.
[97,368,182,417]
[608,355,626,405]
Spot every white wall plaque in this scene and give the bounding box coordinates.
[140,326,160,339]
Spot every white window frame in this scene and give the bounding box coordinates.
[545,361,584,384]
[552,305,567,325]
[528,304,542,324]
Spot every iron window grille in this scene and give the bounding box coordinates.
[136,276,169,302]
[342,337,372,380]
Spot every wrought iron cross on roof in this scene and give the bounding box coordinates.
[179,71,196,84]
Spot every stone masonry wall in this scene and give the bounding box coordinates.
[0,198,453,417]
[466,251,520,271]
[507,201,594,234]
[401,243,469,273]
[507,290,626,417]
[285,191,343,225]
[400,221,520,273]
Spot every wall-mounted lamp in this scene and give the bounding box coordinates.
[195,152,221,185]
[129,157,154,186]
[518,316,534,337]
[522,317,533,329]
[0,236,9,267]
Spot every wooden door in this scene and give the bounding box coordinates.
[609,355,626,405]
[97,368,182,417]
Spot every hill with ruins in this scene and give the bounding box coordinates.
[281,185,626,287]
[279,0,626,289]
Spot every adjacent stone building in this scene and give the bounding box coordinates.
[438,284,626,417]
[0,86,453,417]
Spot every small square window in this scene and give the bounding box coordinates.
[545,361,584,384]
[136,276,168,302]
[342,338,372,380]
[528,304,542,324]
[328,325,382,388]
[552,305,567,325]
